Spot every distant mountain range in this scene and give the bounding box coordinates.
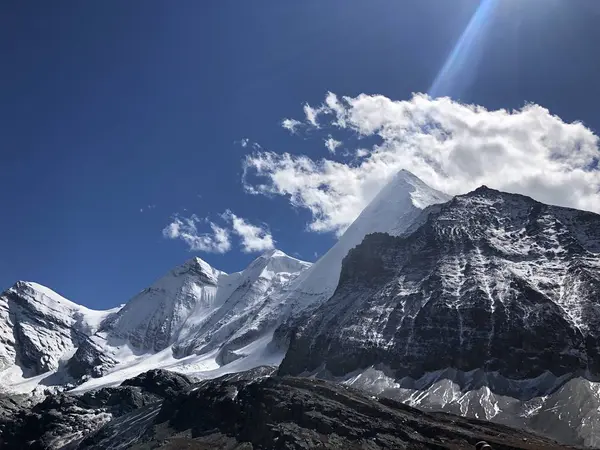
[1,170,599,448]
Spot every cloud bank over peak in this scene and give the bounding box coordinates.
[244,92,600,236]
[163,216,231,253]
[163,212,274,254]
[223,210,275,253]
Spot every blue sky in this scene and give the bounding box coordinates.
[2,0,599,309]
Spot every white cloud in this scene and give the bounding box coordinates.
[223,210,275,253]
[240,138,249,148]
[162,216,231,253]
[244,92,600,236]
[324,135,342,154]
[281,118,302,134]
[163,211,275,254]
[303,103,320,127]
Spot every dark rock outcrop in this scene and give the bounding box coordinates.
[0,369,189,450]
[80,372,579,450]
[279,188,600,380]
[120,369,193,399]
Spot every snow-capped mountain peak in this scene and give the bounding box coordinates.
[241,249,312,282]
[97,256,232,353]
[0,281,119,382]
[278,169,451,302]
[170,256,226,284]
[60,248,312,383]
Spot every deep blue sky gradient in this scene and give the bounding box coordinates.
[1,0,599,308]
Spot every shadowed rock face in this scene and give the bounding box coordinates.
[276,187,600,446]
[0,369,193,450]
[279,187,600,380]
[0,368,582,450]
[79,372,578,450]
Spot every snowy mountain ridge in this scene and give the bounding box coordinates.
[0,281,120,389]
[0,170,447,395]
[3,170,600,447]
[65,249,311,384]
[0,249,313,394]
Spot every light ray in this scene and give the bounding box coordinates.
[428,0,499,99]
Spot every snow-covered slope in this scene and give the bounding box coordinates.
[0,170,447,394]
[236,170,452,352]
[291,169,450,300]
[65,249,311,384]
[172,249,311,361]
[0,281,119,388]
[100,257,237,353]
[342,368,600,447]
[282,169,450,309]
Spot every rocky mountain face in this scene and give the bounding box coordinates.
[1,171,447,394]
[278,186,600,446]
[0,282,119,379]
[263,170,451,350]
[0,368,580,450]
[2,170,600,447]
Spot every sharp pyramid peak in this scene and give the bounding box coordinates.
[166,256,225,285]
[243,249,311,279]
[7,280,75,305]
[395,168,421,180]
[4,280,106,315]
[354,169,450,227]
[261,248,287,258]
[381,169,440,195]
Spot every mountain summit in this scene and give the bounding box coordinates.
[0,281,119,386]
[65,248,311,382]
[291,169,450,297]
[279,185,600,446]
[262,170,452,333]
[2,171,600,446]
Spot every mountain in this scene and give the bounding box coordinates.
[0,368,580,450]
[64,249,311,386]
[279,185,600,446]
[286,169,451,303]
[63,170,449,389]
[0,281,120,389]
[0,170,448,395]
[0,250,310,394]
[261,170,451,350]
[3,170,600,447]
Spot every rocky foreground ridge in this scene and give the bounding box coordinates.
[0,369,582,450]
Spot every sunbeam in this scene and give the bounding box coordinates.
[428,0,500,98]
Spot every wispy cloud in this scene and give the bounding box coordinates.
[223,210,275,253]
[244,92,600,236]
[163,211,275,254]
[303,103,320,127]
[281,118,302,134]
[162,216,231,253]
[324,136,341,154]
